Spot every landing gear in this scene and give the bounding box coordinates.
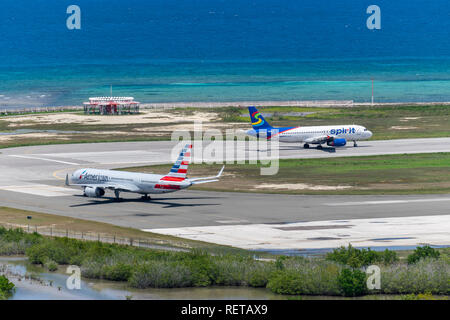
[353,140,358,147]
[141,194,151,201]
[114,190,121,201]
[317,144,323,150]
[303,143,310,149]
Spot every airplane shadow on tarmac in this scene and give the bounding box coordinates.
[252,146,337,153]
[277,145,371,152]
[70,195,222,209]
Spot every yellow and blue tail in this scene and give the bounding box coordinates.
[248,106,273,130]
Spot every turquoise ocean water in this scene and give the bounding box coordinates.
[0,0,449,108]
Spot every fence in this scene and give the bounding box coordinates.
[0,100,357,116]
[0,106,83,116]
[0,222,188,252]
[140,100,355,109]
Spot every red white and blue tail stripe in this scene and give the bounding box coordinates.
[166,143,192,178]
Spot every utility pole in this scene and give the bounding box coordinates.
[371,79,374,106]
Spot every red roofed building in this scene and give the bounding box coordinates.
[83,97,140,115]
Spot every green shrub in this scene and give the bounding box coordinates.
[129,262,193,288]
[326,244,397,267]
[181,251,214,287]
[337,268,368,297]
[380,249,399,265]
[267,260,341,295]
[103,263,133,281]
[274,256,287,270]
[267,270,305,295]
[0,275,15,299]
[0,228,42,255]
[407,246,440,264]
[220,107,246,122]
[380,259,449,294]
[44,259,58,272]
[247,264,272,287]
[212,258,248,286]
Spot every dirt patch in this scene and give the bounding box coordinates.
[0,132,69,142]
[253,183,352,191]
[3,110,217,127]
[390,126,419,130]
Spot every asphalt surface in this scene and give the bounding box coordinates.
[0,138,449,249]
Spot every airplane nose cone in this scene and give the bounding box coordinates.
[366,130,373,138]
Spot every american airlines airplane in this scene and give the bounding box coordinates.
[246,106,373,148]
[66,144,224,200]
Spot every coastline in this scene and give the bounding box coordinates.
[2,100,450,115]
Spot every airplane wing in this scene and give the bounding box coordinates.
[65,174,141,192]
[304,135,334,144]
[188,166,225,183]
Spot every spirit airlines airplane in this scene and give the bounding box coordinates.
[66,144,224,200]
[246,106,372,148]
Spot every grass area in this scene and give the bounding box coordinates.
[0,207,251,255]
[120,152,450,195]
[0,109,198,149]
[215,104,450,140]
[0,135,169,150]
[0,104,449,149]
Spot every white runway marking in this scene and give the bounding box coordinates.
[326,198,450,206]
[216,219,250,224]
[145,215,450,250]
[0,184,75,197]
[39,150,162,165]
[9,155,80,166]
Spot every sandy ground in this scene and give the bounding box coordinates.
[0,133,66,142]
[253,183,352,191]
[0,109,249,141]
[2,109,217,126]
[390,126,419,130]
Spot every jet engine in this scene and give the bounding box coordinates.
[84,187,105,198]
[327,138,346,147]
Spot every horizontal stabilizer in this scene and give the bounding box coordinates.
[191,179,219,185]
[189,165,225,182]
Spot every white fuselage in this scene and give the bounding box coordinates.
[270,125,372,143]
[70,168,191,194]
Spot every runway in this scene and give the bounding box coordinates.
[0,138,449,251]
